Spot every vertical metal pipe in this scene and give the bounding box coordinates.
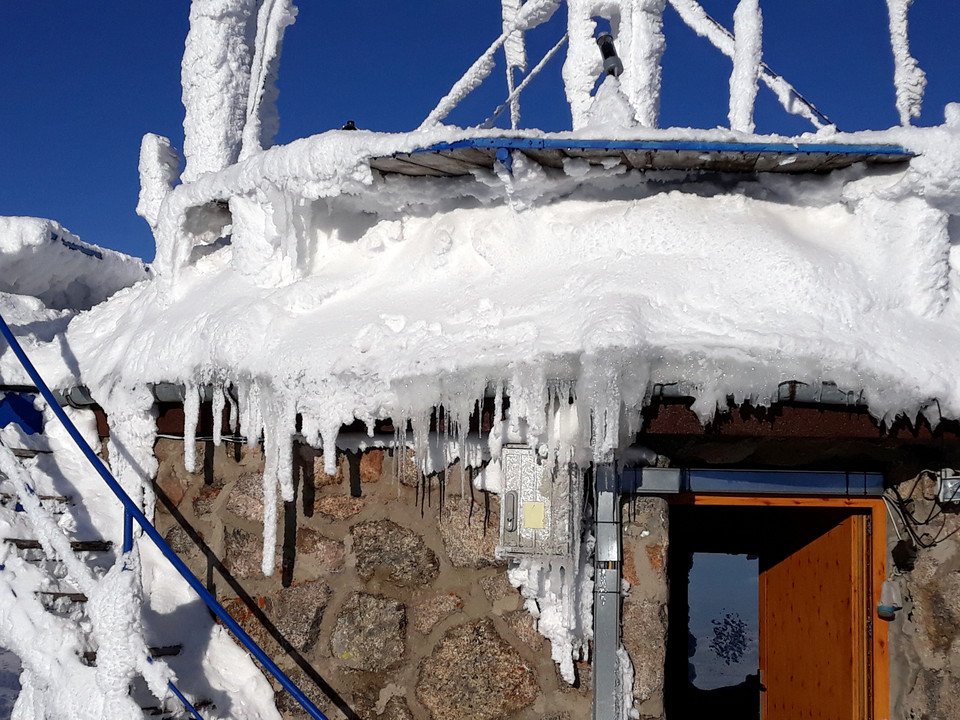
[593,463,623,720]
[123,507,134,554]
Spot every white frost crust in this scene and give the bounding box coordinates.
[0,218,147,312]
[619,0,667,128]
[137,134,182,231]
[502,0,528,72]
[240,0,298,160]
[728,0,762,134]
[181,0,258,182]
[563,0,602,130]
[886,0,926,126]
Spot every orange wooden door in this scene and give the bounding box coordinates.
[759,512,869,720]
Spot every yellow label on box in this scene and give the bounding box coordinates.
[523,501,546,529]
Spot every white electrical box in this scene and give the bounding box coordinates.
[498,444,579,558]
[938,471,960,504]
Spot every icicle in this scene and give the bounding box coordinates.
[728,0,762,133]
[227,384,239,434]
[886,0,926,126]
[320,421,339,476]
[212,383,226,446]
[261,460,279,577]
[182,381,200,474]
[238,378,264,449]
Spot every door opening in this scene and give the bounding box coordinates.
[665,498,885,720]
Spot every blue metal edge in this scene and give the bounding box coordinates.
[413,137,912,158]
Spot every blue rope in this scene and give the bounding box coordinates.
[0,313,329,720]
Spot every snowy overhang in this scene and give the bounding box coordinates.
[371,137,913,178]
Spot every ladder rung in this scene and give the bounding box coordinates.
[4,538,112,552]
[37,591,87,603]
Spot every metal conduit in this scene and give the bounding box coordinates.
[0,313,330,720]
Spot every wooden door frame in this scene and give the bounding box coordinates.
[668,494,889,720]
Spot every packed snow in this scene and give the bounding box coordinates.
[0,217,147,311]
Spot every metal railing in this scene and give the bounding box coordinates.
[0,313,329,720]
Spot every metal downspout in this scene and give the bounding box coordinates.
[593,463,623,720]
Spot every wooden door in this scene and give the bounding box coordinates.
[760,511,870,720]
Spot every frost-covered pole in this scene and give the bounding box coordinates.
[563,0,602,129]
[502,0,528,129]
[728,0,762,133]
[136,134,181,233]
[240,0,298,160]
[886,0,926,126]
[421,0,559,128]
[181,0,259,181]
[620,0,667,128]
[668,0,828,130]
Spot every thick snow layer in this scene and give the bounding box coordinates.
[0,218,148,311]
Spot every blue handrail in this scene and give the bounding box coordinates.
[0,314,329,720]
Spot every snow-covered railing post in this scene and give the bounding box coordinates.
[728,0,762,133]
[886,0,926,126]
[623,0,667,128]
[502,0,527,129]
[421,0,560,128]
[667,0,831,130]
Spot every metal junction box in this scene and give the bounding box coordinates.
[498,444,579,559]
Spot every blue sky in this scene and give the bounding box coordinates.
[3,1,960,262]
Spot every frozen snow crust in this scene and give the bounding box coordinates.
[69,120,960,441]
[0,217,148,311]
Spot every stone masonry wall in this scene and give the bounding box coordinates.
[888,471,960,720]
[621,497,668,720]
[152,437,591,720]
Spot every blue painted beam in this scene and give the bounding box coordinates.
[419,137,912,157]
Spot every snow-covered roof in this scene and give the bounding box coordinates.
[0,217,148,312]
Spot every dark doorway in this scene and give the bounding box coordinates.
[666,502,874,720]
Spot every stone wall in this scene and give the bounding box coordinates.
[621,497,668,720]
[151,438,591,720]
[887,471,960,720]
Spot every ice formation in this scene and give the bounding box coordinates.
[886,0,927,126]
[728,0,762,134]
[0,0,952,711]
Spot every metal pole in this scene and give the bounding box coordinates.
[593,463,623,720]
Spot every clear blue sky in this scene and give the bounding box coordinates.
[2,1,960,262]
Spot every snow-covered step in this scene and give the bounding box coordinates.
[79,644,182,667]
[3,538,111,552]
[0,491,72,515]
